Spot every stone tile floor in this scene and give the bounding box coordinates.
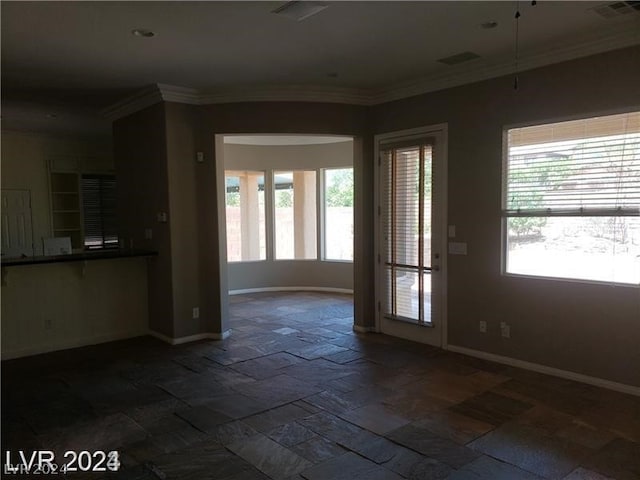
[2,292,639,479]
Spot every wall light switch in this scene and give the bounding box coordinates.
[196,152,204,163]
[156,212,168,223]
[448,225,456,238]
[448,242,467,255]
[144,228,153,240]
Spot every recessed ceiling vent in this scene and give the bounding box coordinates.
[272,1,328,21]
[437,51,481,66]
[591,1,640,18]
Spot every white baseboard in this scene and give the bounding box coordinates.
[229,286,353,295]
[353,325,377,333]
[1,330,148,361]
[148,329,232,345]
[447,344,640,397]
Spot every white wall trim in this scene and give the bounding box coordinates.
[353,325,377,333]
[148,329,232,345]
[103,34,639,118]
[1,329,148,361]
[101,85,164,120]
[197,85,371,106]
[370,29,640,105]
[229,286,353,295]
[447,344,640,397]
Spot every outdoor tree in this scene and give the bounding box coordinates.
[508,153,570,238]
[326,169,354,207]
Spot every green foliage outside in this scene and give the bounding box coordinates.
[509,153,570,237]
[226,191,240,207]
[275,189,293,208]
[326,169,354,207]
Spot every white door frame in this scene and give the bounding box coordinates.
[374,124,448,348]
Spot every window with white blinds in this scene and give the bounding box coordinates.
[504,111,640,284]
[382,143,433,323]
[82,174,119,249]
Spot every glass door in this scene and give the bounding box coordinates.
[378,135,444,346]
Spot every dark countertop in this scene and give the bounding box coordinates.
[1,249,158,267]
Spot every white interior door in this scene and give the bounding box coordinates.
[377,128,446,347]
[2,189,34,258]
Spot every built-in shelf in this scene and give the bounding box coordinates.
[50,172,82,249]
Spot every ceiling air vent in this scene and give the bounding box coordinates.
[437,51,481,66]
[591,1,640,18]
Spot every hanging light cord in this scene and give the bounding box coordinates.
[514,2,521,90]
[514,1,537,90]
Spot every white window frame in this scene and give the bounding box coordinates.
[224,170,267,263]
[501,111,640,286]
[322,167,354,263]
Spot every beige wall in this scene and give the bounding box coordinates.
[1,130,112,255]
[1,130,150,359]
[224,142,354,292]
[223,141,353,170]
[1,258,148,359]
[373,46,640,386]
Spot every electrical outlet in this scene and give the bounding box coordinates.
[479,321,487,333]
[44,318,53,330]
[192,307,200,319]
[501,323,511,338]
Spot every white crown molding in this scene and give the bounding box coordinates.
[371,28,640,104]
[101,85,164,120]
[103,31,640,118]
[195,85,371,106]
[156,83,202,104]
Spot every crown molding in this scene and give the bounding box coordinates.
[199,85,372,106]
[156,83,202,104]
[157,83,372,106]
[103,30,640,119]
[101,85,164,120]
[371,28,640,104]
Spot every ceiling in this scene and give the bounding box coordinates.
[2,1,639,135]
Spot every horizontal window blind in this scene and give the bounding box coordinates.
[82,174,118,249]
[382,144,433,323]
[505,111,640,216]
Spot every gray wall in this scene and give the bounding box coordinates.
[373,46,640,386]
[111,47,639,386]
[195,102,372,335]
[114,103,175,337]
